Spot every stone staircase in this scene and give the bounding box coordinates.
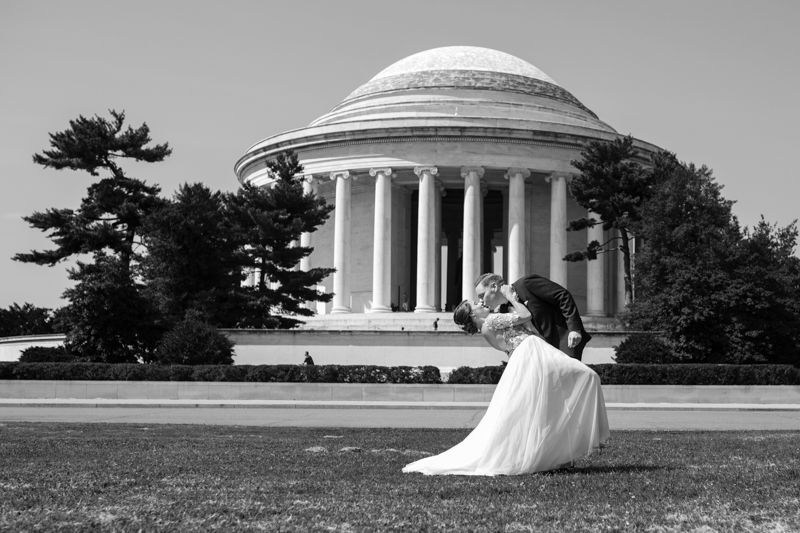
[295,312,460,331]
[292,313,624,333]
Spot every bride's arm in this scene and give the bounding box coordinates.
[500,285,532,326]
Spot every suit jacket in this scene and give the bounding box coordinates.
[511,274,592,360]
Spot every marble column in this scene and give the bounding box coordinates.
[504,168,529,284]
[480,181,489,272]
[446,229,460,310]
[368,168,394,313]
[259,183,279,287]
[414,166,437,313]
[434,180,445,311]
[615,230,627,312]
[586,210,606,316]
[299,176,315,273]
[330,170,353,314]
[501,187,509,280]
[300,176,318,309]
[546,172,569,287]
[461,166,484,300]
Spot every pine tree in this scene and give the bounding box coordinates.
[225,151,334,328]
[14,110,171,361]
[62,254,162,363]
[566,136,666,305]
[15,110,170,269]
[139,183,243,327]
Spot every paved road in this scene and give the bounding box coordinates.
[2,406,800,430]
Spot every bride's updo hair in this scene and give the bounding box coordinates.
[453,300,479,334]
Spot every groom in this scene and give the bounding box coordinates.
[474,273,591,361]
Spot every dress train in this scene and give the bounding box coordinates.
[403,335,610,476]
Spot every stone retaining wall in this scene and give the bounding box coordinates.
[0,330,624,365]
[2,381,799,404]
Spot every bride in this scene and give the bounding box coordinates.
[403,285,610,476]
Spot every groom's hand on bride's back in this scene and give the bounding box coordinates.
[567,331,582,348]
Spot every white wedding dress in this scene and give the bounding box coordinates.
[403,313,610,476]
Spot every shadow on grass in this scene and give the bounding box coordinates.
[553,464,676,475]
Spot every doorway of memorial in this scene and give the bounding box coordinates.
[409,188,504,313]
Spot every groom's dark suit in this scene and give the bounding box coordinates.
[511,274,591,361]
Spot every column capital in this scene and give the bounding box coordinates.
[460,166,485,179]
[369,167,395,179]
[413,165,439,177]
[504,167,531,180]
[435,179,447,197]
[480,181,489,197]
[545,171,573,183]
[330,170,352,181]
[303,174,320,184]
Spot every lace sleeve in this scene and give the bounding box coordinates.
[485,313,520,332]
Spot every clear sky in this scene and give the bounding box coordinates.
[1,0,798,309]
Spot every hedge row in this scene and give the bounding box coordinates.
[1,362,798,386]
[0,363,442,384]
[448,364,800,386]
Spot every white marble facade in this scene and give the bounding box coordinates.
[235,47,661,320]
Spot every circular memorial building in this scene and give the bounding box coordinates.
[234,46,660,329]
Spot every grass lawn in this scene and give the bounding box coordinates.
[0,423,798,532]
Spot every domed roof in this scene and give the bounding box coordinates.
[370,46,558,85]
[236,46,647,185]
[329,46,597,120]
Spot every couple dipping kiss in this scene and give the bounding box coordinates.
[403,273,610,476]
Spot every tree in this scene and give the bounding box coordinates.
[624,156,741,360]
[16,110,170,269]
[724,218,800,364]
[566,136,666,305]
[0,303,58,337]
[225,151,334,328]
[61,254,162,363]
[624,154,800,364]
[15,110,171,361]
[140,183,242,327]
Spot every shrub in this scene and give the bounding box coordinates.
[613,333,680,364]
[0,363,443,384]
[239,365,441,384]
[1,362,797,386]
[447,363,800,386]
[591,363,800,385]
[448,365,506,384]
[156,319,234,365]
[18,346,78,363]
